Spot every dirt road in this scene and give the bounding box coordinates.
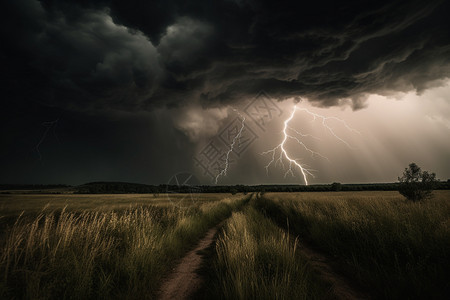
[158,225,220,300]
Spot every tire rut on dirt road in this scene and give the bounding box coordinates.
[158,193,253,300]
[298,241,371,300]
[158,224,222,300]
[254,193,370,300]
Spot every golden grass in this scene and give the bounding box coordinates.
[257,190,450,299]
[0,193,236,217]
[265,190,450,201]
[0,194,249,299]
[204,203,330,300]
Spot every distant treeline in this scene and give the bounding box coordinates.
[73,181,450,194]
[0,184,72,190]
[1,181,449,194]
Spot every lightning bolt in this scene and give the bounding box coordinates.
[36,118,60,162]
[214,109,246,184]
[262,105,359,185]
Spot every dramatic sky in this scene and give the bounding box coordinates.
[1,0,450,185]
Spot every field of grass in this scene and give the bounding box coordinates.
[0,193,232,217]
[254,191,450,299]
[0,193,249,299]
[1,190,448,299]
[200,204,332,300]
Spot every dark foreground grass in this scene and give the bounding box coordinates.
[255,191,450,299]
[0,195,249,299]
[198,199,333,300]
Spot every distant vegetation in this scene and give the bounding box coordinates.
[67,181,450,194]
[2,180,449,195]
[398,163,438,201]
[0,184,72,190]
[75,182,163,194]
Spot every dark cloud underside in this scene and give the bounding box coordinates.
[2,0,450,112]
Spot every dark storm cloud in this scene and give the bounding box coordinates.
[0,99,194,184]
[2,0,450,112]
[2,0,166,111]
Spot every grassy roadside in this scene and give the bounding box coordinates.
[254,192,450,299]
[199,200,333,300]
[0,194,250,299]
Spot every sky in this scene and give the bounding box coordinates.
[1,0,449,185]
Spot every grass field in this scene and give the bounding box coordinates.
[0,191,449,299]
[0,193,249,299]
[0,193,233,216]
[254,191,450,299]
[199,205,333,300]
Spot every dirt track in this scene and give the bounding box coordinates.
[298,241,370,300]
[158,225,220,300]
[158,192,368,300]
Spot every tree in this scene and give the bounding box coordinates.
[331,182,342,191]
[398,163,437,201]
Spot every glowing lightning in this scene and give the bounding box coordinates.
[262,105,359,185]
[215,110,246,184]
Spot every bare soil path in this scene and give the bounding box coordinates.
[299,241,371,300]
[158,225,221,300]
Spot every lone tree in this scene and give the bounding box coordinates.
[398,163,437,201]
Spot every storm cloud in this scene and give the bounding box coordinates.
[2,0,450,111]
[1,0,450,185]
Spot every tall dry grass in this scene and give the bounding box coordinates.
[0,195,249,299]
[203,205,331,300]
[256,191,450,299]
